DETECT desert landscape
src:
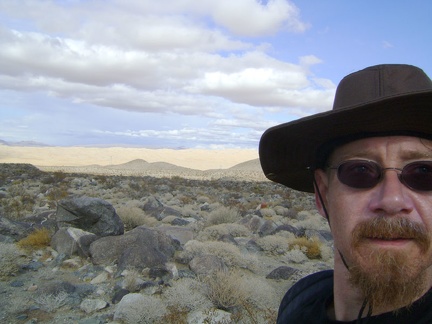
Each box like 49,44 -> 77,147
0,145 -> 333,323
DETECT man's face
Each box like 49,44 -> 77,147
314,136 -> 432,309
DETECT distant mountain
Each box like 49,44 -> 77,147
0,139 -> 51,147
229,158 -> 261,171
105,159 -> 194,171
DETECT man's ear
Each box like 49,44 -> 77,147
314,169 -> 329,218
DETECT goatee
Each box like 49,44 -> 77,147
349,217 -> 430,311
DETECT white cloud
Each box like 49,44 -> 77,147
209,0 -> 308,36
0,0 -> 334,148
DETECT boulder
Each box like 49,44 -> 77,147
142,196 -> 182,221
154,226 -> 194,245
51,227 -> 98,258
0,216 -> 32,241
79,298 -> 108,313
56,197 -> 124,236
89,226 -> 177,271
266,266 -> 298,280
272,224 -> 302,237
305,229 -> 333,242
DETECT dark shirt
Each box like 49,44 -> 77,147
277,270 -> 432,324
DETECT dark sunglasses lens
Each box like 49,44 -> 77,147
402,162 -> 432,191
337,160 -> 380,188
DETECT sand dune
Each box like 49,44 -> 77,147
0,145 -> 259,171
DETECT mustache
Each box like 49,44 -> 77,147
352,217 -> 430,252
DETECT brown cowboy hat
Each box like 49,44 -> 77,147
259,64 -> 432,193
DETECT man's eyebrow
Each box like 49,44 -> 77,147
400,150 -> 432,160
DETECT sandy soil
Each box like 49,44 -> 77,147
0,145 -> 259,170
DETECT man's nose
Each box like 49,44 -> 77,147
368,169 -> 414,215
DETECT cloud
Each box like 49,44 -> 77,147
0,0 -> 334,148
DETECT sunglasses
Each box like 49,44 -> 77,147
328,160 -> 432,191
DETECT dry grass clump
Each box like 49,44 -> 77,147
35,290 -> 68,313
285,248 -> 309,263
255,235 -> 290,255
201,270 -> 248,310
289,236 -> 322,259
183,240 -> 254,269
17,228 -> 51,251
163,278 -> 212,312
1,182 -> 36,219
122,268 -> 143,292
205,206 -> 241,226
295,211 -> 329,231
196,223 -> 250,241
0,242 -> 23,280
201,270 -> 279,323
116,205 -> 156,229
255,234 -> 323,259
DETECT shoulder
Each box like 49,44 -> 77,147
277,270 -> 334,324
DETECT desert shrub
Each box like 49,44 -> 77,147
196,223 -> 250,241
1,198 -> 24,219
201,270 -> 249,310
289,236 -> 322,259
163,278 -> 212,312
116,206 -> 155,229
17,228 -> 51,251
178,205 -> 199,218
205,206 -> 241,226
320,244 -> 334,263
285,248 -> 309,263
46,185 -> 69,206
295,211 -> 328,231
259,208 -> 277,218
255,235 -> 289,255
273,205 -> 289,216
122,268 -> 143,292
196,195 -> 211,204
183,240 -> 254,269
2,183 -> 36,219
160,306 -> 189,324
35,290 -> 68,312
0,243 -> 22,280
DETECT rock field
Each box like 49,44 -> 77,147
0,163 -> 333,323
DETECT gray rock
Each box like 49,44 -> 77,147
258,219 -> 277,236
272,224 -> 302,237
51,227 -> 98,258
113,293 -> 145,322
154,226 -> 194,245
0,216 -> 32,241
79,298 -> 108,313
56,197 -> 124,236
266,266 -> 298,280
171,218 -> 190,226
90,226 -> 177,271
112,289 -> 130,304
305,229 -> 333,242
142,196 -> 182,220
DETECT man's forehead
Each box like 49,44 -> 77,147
329,136 -> 432,161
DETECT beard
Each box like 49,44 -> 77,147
348,217 -> 431,312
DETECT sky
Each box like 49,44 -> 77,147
0,0 -> 431,149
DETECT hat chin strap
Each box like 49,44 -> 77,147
312,176 -> 372,323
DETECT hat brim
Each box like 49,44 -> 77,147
259,90 -> 432,193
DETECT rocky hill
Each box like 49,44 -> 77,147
0,163 -> 333,323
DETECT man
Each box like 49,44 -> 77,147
259,64 -> 432,323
